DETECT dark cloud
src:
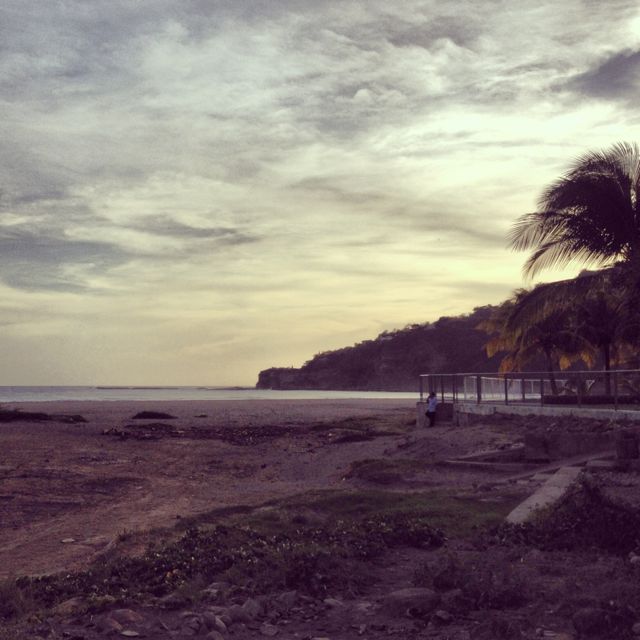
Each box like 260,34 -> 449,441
0,228 -> 130,292
131,217 -> 257,243
386,16 -> 481,50
0,217 -> 261,292
566,49 -> 640,101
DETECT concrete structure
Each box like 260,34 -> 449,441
506,466 -> 582,524
453,402 -> 640,424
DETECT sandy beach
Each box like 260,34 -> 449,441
5,399 -> 640,639
1,398 -> 425,578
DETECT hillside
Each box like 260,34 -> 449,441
256,306 -> 503,391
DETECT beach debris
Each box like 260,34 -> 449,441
326,430 -> 375,444
61,538 -> 76,544
102,423 -> 183,441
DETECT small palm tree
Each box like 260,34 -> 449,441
480,290 -> 589,395
510,142 -> 640,278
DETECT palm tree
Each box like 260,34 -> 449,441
510,142 -> 640,279
506,142 -> 640,380
480,290 -> 589,395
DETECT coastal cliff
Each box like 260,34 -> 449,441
256,306 -> 503,391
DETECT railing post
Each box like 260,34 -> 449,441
440,375 -> 445,403
504,375 -> 509,405
577,372 -> 582,407
614,371 -> 618,410
476,375 -> 482,404
540,377 -> 544,406
521,377 -> 525,402
419,376 -> 424,402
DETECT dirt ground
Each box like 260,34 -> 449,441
2,399 -> 639,640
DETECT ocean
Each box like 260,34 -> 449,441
0,386 -> 418,403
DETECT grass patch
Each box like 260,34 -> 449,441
346,458 -> 426,484
1,488 -> 518,623
259,489 -> 519,538
309,415 -> 410,437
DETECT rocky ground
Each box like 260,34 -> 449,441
1,400 -> 640,639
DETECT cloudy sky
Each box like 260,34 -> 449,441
1,0 -> 640,385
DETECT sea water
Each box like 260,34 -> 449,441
0,386 -> 417,403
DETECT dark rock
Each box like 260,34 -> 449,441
382,588 -> 440,617
276,590 -> 298,611
131,411 -> 177,420
96,616 -> 123,634
159,592 -> 190,609
108,609 -> 145,625
53,597 -> 85,616
260,622 -> 279,636
432,609 -> 453,625
203,612 -> 227,633
228,604 -> 253,623
242,597 -> 263,619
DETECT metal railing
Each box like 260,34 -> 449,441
419,369 -> 640,410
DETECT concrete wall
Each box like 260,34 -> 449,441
453,402 -> 640,424
416,401 -> 453,427
524,431 -> 615,461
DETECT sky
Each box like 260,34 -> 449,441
1,0 -> 640,385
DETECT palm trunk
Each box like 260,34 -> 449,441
603,343 -> 612,396
545,351 -> 559,396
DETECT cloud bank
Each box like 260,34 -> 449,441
1,0 -> 639,383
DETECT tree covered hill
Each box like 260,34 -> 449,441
256,306 -> 504,391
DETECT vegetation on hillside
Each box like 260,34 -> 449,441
257,306 -> 504,390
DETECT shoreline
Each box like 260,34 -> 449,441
0,389 -> 419,403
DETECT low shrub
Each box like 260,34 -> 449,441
17,512 -> 444,616
413,552 -> 530,610
494,477 -> 640,555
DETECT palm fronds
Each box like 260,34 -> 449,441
510,142 -> 640,277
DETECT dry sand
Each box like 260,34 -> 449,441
0,399 -> 420,578
0,398 -> 526,580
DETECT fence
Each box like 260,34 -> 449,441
419,369 -> 640,410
